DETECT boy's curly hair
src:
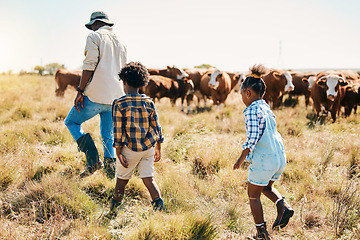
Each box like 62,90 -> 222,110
241,64 -> 267,97
118,61 -> 150,88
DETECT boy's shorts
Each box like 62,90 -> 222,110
116,146 -> 155,180
247,152 -> 286,186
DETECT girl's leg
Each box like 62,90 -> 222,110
113,178 -> 129,202
262,181 -> 294,229
262,180 -> 282,203
247,182 -> 265,224
142,177 -> 161,201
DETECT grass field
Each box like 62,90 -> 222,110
0,75 -> 360,239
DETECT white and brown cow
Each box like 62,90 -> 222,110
206,70 -> 232,106
262,70 -> 295,109
55,69 -> 82,97
227,72 -> 246,92
310,72 -> 348,122
289,72 -> 316,107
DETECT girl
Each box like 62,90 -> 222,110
233,65 -> 294,240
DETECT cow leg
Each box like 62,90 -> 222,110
273,98 -> 279,109
170,98 -> 176,108
180,97 -> 185,112
305,96 -> 310,108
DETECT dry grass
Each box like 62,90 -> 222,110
1,75 -> 360,239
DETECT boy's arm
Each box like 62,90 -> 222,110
116,146 -> 128,168
233,148 -> 250,170
154,142 -> 161,162
150,104 -> 164,143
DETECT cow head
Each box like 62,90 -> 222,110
316,74 -> 347,101
302,76 -> 316,89
208,70 -> 221,89
232,73 -> 246,92
184,78 -> 195,95
166,65 -> 189,80
273,71 -> 294,92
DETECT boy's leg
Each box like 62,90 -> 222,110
142,177 -> 164,211
105,178 -> 129,217
142,177 -> 161,201
113,178 -> 129,202
247,182 -> 265,224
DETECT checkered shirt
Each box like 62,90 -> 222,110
242,99 -> 275,152
112,94 -> 164,152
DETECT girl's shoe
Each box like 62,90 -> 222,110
247,222 -> 272,240
272,197 -> 294,229
151,197 -> 165,211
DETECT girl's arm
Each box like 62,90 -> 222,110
233,148 -> 250,170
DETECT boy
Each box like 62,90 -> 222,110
107,62 -> 164,216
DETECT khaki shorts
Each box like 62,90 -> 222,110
116,147 -> 155,180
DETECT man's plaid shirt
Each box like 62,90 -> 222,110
112,94 -> 164,152
242,99 -> 275,152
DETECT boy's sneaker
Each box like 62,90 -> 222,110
104,198 -> 121,218
151,197 -> 165,211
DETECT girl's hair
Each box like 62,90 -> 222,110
118,61 -> 150,88
241,64 -> 267,97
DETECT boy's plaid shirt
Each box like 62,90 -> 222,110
242,99 -> 275,152
112,94 -> 164,152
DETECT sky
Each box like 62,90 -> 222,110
1,0 -> 360,73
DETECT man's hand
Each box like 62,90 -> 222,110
154,142 -> 161,162
74,92 -> 84,112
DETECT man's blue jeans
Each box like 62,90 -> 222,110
65,96 -> 115,158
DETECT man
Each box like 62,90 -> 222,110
64,11 -> 127,179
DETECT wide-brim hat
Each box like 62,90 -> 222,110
85,11 -> 114,30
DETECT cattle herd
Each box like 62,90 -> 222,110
55,66 -> 360,123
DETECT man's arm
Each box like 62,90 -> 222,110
74,70 -> 94,112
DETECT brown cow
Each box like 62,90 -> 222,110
55,69 -> 82,97
310,72 -> 348,122
148,66 -> 189,80
262,69 -> 295,109
339,70 -> 360,81
340,82 -> 360,117
289,72 -> 316,107
142,75 -> 194,112
203,70 -> 232,106
183,68 -> 208,108
227,72 -> 246,92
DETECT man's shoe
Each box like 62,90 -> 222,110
80,160 -> 103,178
76,133 -> 102,178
